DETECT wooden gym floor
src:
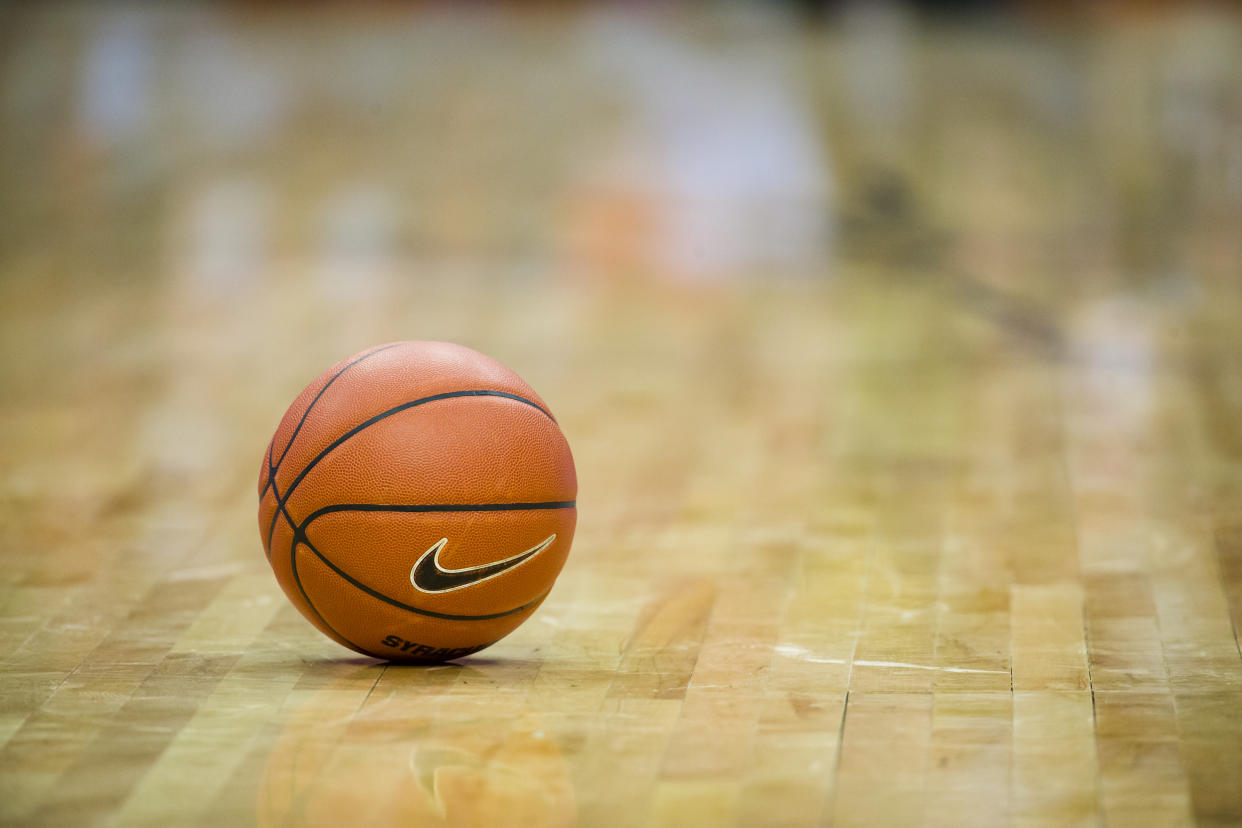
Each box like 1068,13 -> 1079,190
2,4 -> 1241,826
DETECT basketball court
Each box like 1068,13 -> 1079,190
2,3 -> 1241,825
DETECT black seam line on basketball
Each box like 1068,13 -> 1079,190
264,437 -> 275,499
297,500 -> 577,531
268,476 -> 306,565
261,343 -> 401,500
297,534 -> 550,621
289,536 -> 369,655
280,477 -> 366,652
275,343 -> 401,469
264,388 -> 554,551
260,438 -> 274,501
265,475 -> 288,552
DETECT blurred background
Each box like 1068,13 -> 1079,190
4,0 -> 1239,289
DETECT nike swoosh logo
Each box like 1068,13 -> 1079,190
410,534 -> 556,594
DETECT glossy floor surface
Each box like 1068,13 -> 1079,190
2,4 -> 1241,826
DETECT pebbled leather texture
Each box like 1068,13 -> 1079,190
258,341 -> 577,663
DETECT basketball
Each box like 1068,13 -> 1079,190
257,341 -> 577,663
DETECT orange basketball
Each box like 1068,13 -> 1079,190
258,342 -> 577,663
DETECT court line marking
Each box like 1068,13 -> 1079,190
773,645 -> 1009,675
